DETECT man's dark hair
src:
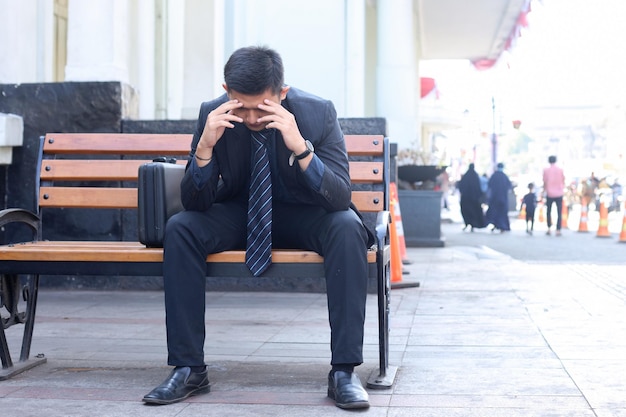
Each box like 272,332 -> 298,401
224,46 -> 284,96
548,155 -> 557,164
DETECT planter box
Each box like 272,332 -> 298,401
398,190 -> 444,247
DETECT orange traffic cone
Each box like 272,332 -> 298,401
561,203 -> 569,230
578,197 -> 589,233
389,199 -> 403,284
596,201 -> 611,238
390,182 -> 410,265
389,198 -> 420,289
618,203 -> 626,243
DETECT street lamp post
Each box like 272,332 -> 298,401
491,96 -> 497,172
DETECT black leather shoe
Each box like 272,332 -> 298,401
327,370 -> 370,409
143,366 -> 210,405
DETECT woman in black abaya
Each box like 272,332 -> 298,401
457,163 -> 486,231
485,162 -> 512,232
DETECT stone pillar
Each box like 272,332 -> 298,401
376,0 -> 419,149
0,1 -> 52,83
345,0 -> 366,116
135,0 -> 157,119
65,0 -> 130,82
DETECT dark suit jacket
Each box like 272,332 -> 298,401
180,87 -> 352,213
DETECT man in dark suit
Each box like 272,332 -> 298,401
142,46 -> 372,410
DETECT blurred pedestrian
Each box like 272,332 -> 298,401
479,173 -> 489,205
520,183 -> 537,235
485,162 -> 512,232
542,155 -> 565,236
588,172 -> 600,210
457,163 -> 486,232
436,169 -> 450,211
610,178 -> 622,212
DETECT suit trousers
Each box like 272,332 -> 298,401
162,199 -> 370,367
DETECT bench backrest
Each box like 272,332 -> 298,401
37,133 -> 389,237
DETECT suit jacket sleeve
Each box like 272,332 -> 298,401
179,98 -> 225,211
285,92 -> 352,212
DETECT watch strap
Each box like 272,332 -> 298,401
288,140 -> 314,166
294,149 -> 311,160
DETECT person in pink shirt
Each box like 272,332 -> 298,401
542,155 -> 565,236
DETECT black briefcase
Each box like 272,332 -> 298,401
138,160 -> 185,247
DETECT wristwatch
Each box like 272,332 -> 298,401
289,140 -> 314,166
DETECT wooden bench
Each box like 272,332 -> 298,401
0,132 -> 396,388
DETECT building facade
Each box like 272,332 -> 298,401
1,0 -> 529,150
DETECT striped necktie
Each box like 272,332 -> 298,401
245,129 -> 273,276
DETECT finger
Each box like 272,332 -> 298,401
257,98 -> 283,113
210,120 -> 235,129
221,113 -> 244,124
209,109 -> 243,125
221,99 -> 243,112
208,119 -> 240,133
211,100 -> 243,119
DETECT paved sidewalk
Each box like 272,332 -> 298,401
1,218 -> 626,416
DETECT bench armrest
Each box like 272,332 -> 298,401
374,210 -> 391,249
0,208 -> 41,241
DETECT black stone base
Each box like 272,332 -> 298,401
0,81 -> 138,244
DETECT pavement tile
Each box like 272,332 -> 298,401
387,408 -> 597,417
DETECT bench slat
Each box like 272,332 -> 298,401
43,133 -> 192,155
351,191 -> 385,212
42,133 -> 383,156
40,159 -> 186,181
39,159 -> 382,183
349,161 -> 384,183
343,135 -> 384,156
39,187 -> 138,208
0,241 -> 377,263
39,187 -> 383,212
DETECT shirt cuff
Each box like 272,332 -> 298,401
190,156 -> 214,189
301,154 -> 324,191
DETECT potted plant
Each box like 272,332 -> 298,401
397,146 -> 447,190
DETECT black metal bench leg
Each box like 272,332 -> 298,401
0,274 -> 46,380
0,313 -> 12,370
367,251 -> 397,389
